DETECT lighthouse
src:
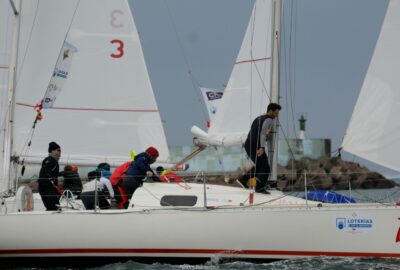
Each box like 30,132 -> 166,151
299,114 -> 306,140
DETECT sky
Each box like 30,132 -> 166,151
128,0 -> 396,177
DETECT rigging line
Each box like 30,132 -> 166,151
0,1 -> 23,173
276,117 -> 298,167
41,0 -> 81,93
289,0 -> 297,137
247,4 -> 272,101
281,0 -> 290,136
0,4 -> 11,131
278,2 -> 298,190
15,0 -> 39,85
282,0 -> 297,139
249,1 -> 256,175
18,0 -> 81,160
248,0 -> 270,175
1,2 -> 11,69
248,0 -> 277,176
351,189 -> 393,206
163,0 -> 208,120
16,102 -> 159,112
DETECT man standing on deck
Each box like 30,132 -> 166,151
38,141 -> 62,210
237,103 -> 281,192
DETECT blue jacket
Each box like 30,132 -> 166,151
125,152 -> 154,181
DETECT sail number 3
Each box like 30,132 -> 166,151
110,10 -> 124,58
111,39 -> 124,58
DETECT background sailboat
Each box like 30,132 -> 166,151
341,0 -> 400,172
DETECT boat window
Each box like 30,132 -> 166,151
160,195 -> 197,206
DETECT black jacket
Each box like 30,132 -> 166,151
59,170 -> 82,192
38,155 -> 59,188
245,114 -> 271,151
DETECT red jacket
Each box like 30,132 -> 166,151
110,161 -> 132,186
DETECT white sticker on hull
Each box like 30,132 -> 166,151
335,213 -> 374,234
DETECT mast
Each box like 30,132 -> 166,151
270,0 -> 282,182
2,0 -> 21,194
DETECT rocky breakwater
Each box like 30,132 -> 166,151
277,156 -> 396,191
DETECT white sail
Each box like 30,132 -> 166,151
191,0 -> 273,146
342,0 -> 400,172
12,0 -> 170,166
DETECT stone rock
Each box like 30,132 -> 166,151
275,156 -> 396,191
330,166 -> 342,181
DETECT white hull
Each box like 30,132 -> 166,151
1,183 -> 399,260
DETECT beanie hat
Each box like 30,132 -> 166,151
64,165 -> 73,171
48,141 -> 60,153
146,146 -> 159,158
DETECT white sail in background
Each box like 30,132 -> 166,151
342,0 -> 400,172
191,0 -> 273,146
200,87 -> 223,123
12,0 -> 170,166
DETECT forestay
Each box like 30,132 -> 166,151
342,1 -> 400,172
12,0 -> 170,166
191,0 -> 273,146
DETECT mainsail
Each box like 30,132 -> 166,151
341,0 -> 400,172
10,0 -> 170,167
191,0 -> 273,146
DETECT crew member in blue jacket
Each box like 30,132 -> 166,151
121,147 -> 160,207
95,162 -> 112,179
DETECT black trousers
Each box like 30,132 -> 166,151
242,143 -> 271,192
122,177 -> 142,196
80,191 -> 110,210
38,186 -> 60,211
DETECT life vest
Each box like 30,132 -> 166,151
160,170 -> 183,183
110,161 -> 132,186
245,114 -> 271,150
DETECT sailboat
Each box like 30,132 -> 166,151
0,0 -> 400,263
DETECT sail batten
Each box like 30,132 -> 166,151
342,0 -> 400,172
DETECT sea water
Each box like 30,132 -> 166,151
4,257 -> 400,270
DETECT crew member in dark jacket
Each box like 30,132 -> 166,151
122,146 -> 160,208
38,141 -> 62,210
59,165 -> 82,198
237,103 -> 281,192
